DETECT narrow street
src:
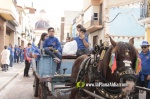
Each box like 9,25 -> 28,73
0,68 -> 37,99
0,64 -> 67,99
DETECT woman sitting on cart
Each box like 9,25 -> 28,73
38,33 -> 48,48
43,27 -> 62,74
31,33 -> 49,67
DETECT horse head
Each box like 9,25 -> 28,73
98,36 -> 139,98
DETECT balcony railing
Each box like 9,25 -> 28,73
140,1 -> 150,19
83,15 -> 103,33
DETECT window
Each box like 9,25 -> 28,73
6,32 -> 10,36
93,13 -> 98,20
94,13 -> 98,17
94,17 -> 98,20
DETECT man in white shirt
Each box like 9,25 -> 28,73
1,46 -> 10,71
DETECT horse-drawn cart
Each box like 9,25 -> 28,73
32,51 -> 76,99
31,40 -> 150,99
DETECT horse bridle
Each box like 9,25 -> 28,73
112,51 -> 136,80
96,49 -> 137,99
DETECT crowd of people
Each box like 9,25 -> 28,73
23,24 -> 91,75
1,44 -> 24,71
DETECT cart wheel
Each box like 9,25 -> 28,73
33,77 -> 39,97
38,83 -> 47,99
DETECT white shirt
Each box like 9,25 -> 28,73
1,49 -> 10,65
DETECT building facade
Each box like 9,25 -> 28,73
34,10 -> 50,45
0,0 -> 19,54
0,0 -> 36,63
107,0 -> 145,50
64,11 -> 80,41
72,11 -> 84,37
139,0 -> 150,44
16,5 -> 36,47
60,17 -> 65,42
72,17 -> 77,37
83,0 -> 104,47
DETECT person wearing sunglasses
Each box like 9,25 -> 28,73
138,41 -> 150,99
43,27 -> 62,74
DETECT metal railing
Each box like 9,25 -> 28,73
140,0 -> 150,19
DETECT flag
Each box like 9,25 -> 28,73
109,53 -> 117,73
135,57 -> 141,74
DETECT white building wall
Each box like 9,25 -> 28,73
89,30 -> 105,48
64,11 -> 80,41
34,30 -> 47,45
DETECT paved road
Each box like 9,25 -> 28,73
0,68 -> 69,99
0,68 -> 37,99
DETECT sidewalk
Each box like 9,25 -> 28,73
0,62 -> 25,91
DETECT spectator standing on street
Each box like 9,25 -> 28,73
16,46 -> 20,63
24,43 -> 32,77
74,27 -> 90,57
14,45 -> 17,63
8,44 -> 14,67
1,46 -> 10,71
18,46 -> 22,62
138,41 -> 150,99
20,46 -> 24,63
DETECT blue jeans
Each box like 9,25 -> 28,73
20,54 -> 24,62
45,48 -> 62,71
9,55 -> 14,67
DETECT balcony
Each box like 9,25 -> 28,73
83,16 -> 103,33
10,7 -> 19,26
107,0 -> 143,8
0,0 -> 18,20
83,0 -> 101,11
139,1 -> 150,24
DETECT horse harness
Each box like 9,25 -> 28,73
76,44 -> 136,99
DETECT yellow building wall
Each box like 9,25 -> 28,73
146,28 -> 150,44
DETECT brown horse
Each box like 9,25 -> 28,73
70,36 -> 139,99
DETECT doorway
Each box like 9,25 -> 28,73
93,35 -> 98,47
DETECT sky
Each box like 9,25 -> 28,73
17,0 -> 83,26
